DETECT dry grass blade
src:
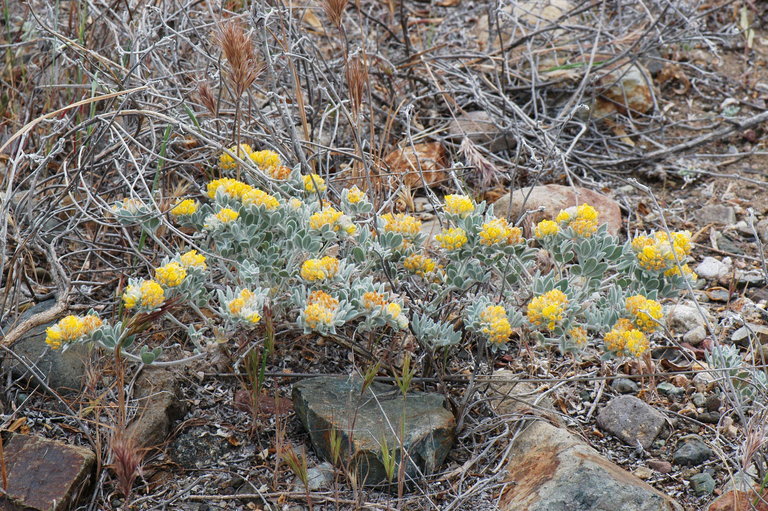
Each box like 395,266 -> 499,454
198,81 -> 217,116
345,55 -> 367,116
215,21 -> 264,97
110,431 -> 144,501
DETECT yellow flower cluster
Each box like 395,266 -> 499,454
436,227 -> 468,251
625,295 -> 663,333
155,262 -> 187,288
527,289 -> 568,331
45,314 -> 103,350
568,326 -> 588,346
479,305 -> 512,344
227,289 -> 261,324
444,195 -> 474,218
403,253 -> 437,276
203,208 -> 239,230
555,204 -> 599,237
300,256 -> 340,281
603,318 -> 649,356
631,230 -> 693,273
303,174 -> 327,193
250,150 -> 281,172
180,250 -> 207,270
123,280 -> 165,310
534,220 -> 559,238
346,186 -> 366,204
309,207 -> 343,230
362,292 -> 407,328
381,213 -> 421,237
170,199 -> 199,216
303,290 -> 339,329
219,144 -> 254,170
242,188 -> 280,210
479,218 -> 523,246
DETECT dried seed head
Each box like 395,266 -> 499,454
110,432 -> 144,499
322,0 -> 349,28
198,81 -> 217,115
215,20 -> 264,97
345,55 -> 367,116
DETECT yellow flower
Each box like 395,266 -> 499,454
227,289 -> 261,324
436,227 -> 468,251
156,262 -> 187,287
386,302 -> 402,319
636,244 -> 668,272
44,315 -> 85,349
219,144 -> 254,170
180,250 -> 207,270
82,314 -> 103,334
308,290 -> 339,309
303,303 -> 335,329
303,174 -> 327,193
534,220 -> 559,238
309,207 -> 343,230
632,230 -> 694,273
216,208 -> 239,223
625,295 -> 663,333
557,204 -> 599,237
288,198 -> 304,210
170,199 -> 198,216
381,213 -> 421,237
403,253 -> 436,276
569,326 -> 588,346
480,305 -> 512,344
363,291 -> 388,309
479,218 -> 523,246
206,178 -> 253,200
527,289 -> 568,331
270,165 -> 292,180
603,318 -> 648,356
444,194 -> 474,217
346,186 -> 366,204
250,149 -> 281,171
665,263 -> 697,280
242,188 -> 280,210
123,280 -> 165,309
300,256 -> 340,281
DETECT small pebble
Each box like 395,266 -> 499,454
689,472 -> 716,496
674,438 -> 714,466
648,459 -> 673,474
611,378 -> 639,394
691,392 -> 706,408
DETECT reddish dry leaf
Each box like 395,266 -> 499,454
381,142 -> 448,189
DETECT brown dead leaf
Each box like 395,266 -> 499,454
381,142 -> 448,189
656,63 -> 691,95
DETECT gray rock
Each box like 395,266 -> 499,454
736,269 -> 766,286
0,434 -> 95,511
488,369 -> 557,419
0,300 -> 89,393
301,462 -> 335,492
648,459 -> 673,474
492,184 -> 623,236
673,437 -> 714,466
690,472 -> 716,496
597,395 -> 666,449
125,367 -> 187,449
692,392 -> 706,408
292,376 -> 455,486
695,257 -> 732,283
446,111 -> 516,152
697,411 -> 721,424
698,205 -> 736,225
683,326 -> 707,345
499,421 -> 682,511
611,377 -> 639,394
757,218 -> 768,243
657,382 -> 685,400
665,301 -> 711,335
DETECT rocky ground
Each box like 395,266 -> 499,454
2,0 -> 768,510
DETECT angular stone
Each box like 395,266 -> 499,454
708,489 -> 768,511
648,459 -> 673,474
665,301 -> 711,335
696,257 -> 732,283
683,326 -> 708,345
499,421 -> 682,511
673,437 -> 714,466
597,395 -> 666,449
492,184 -> 623,236
698,205 -> 737,225
0,300 -> 89,393
611,377 -> 639,394
446,111 -> 516,152
292,376 -> 455,486
487,369 -> 557,419
0,434 -> 95,511
125,367 -> 187,449
690,472 -> 716,496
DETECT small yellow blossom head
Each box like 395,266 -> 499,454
480,305 -> 512,344
363,291 -> 388,309
303,174 -> 327,194
249,149 -> 281,171
82,314 -> 103,335
436,227 -> 468,251
309,207 -> 343,230
156,262 -> 187,288
204,208 -> 240,229
300,256 -> 340,281
479,217 -> 523,246
45,315 -> 87,349
534,220 -> 559,238
557,203 -> 599,237
180,250 -> 207,270
568,326 -> 588,346
403,253 -> 437,276
302,291 -> 339,330
625,295 -> 663,333
206,178 -> 253,200
170,199 -> 199,216
227,289 -> 261,324
603,318 -> 649,356
345,186 -> 367,204
527,289 -> 568,331
242,188 -> 280,210
444,194 -> 475,218
123,280 -> 165,310
288,198 -> 304,210
381,213 -> 421,237
219,144 -> 254,170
